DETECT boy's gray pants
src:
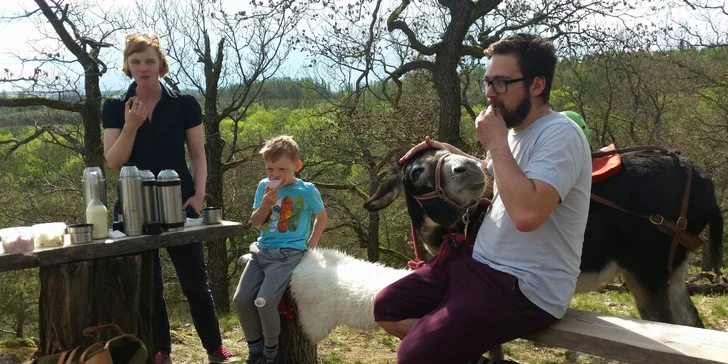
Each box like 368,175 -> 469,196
233,242 -> 305,346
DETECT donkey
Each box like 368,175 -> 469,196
364,148 -> 723,329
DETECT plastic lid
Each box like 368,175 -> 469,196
157,169 -> 180,182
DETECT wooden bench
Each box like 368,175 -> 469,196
524,309 -> 728,363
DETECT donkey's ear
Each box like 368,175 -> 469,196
363,177 -> 403,212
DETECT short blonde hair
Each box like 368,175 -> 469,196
259,135 -> 300,162
122,33 -> 170,78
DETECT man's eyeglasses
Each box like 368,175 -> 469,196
478,77 -> 530,94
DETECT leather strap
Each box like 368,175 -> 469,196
79,342 -> 111,364
82,325 -> 124,337
591,164 -> 702,273
62,346 -> 83,364
57,350 -> 71,364
667,165 -> 694,272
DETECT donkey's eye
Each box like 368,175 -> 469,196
411,169 -> 422,181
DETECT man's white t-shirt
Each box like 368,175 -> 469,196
473,112 -> 592,318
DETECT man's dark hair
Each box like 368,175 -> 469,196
485,33 -> 557,104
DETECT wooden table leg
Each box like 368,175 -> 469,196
38,252 -> 155,363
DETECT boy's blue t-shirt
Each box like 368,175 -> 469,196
253,178 -> 325,250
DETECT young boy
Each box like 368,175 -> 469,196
233,135 -> 328,364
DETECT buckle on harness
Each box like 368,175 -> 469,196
649,214 -> 664,225
676,217 -> 688,230
436,188 -> 446,199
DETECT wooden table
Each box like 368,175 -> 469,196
0,221 -> 245,362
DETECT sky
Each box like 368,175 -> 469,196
0,0 -> 721,94
0,0 -> 310,93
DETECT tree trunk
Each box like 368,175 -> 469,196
83,74 -> 105,169
367,212 -> 381,263
701,245 -> 712,272
204,112 -> 230,314
15,314 -> 24,338
278,291 -> 317,364
367,166 -> 380,262
38,253 -> 155,363
431,7 -> 471,150
433,59 -> 465,149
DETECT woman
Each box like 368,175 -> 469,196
102,33 -> 236,364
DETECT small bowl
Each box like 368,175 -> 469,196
201,207 -> 223,225
33,222 -> 67,248
0,227 -> 35,254
67,223 -> 94,244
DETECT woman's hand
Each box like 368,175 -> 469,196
124,96 -> 147,131
182,194 -> 204,212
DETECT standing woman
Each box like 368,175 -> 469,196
102,33 -> 237,364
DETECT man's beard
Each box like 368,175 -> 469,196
499,94 -> 531,128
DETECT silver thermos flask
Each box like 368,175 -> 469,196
119,163 -> 144,236
82,167 -> 106,219
156,169 -> 185,232
140,170 -> 162,235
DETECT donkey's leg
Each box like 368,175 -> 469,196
668,259 -> 705,328
622,269 -> 674,323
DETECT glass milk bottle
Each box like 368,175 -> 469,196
86,197 -> 109,239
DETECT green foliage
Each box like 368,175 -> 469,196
0,337 -> 37,362
0,269 -> 39,340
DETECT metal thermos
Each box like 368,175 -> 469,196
119,163 -> 144,236
156,169 -> 185,232
82,167 -> 106,219
140,170 -> 162,235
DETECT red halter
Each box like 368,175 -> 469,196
407,152 -> 489,269
412,153 -> 478,211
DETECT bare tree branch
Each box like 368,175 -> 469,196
0,98 -> 83,113
387,0 -> 436,55
312,182 -> 369,201
0,126 -> 49,154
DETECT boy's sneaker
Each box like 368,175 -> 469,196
208,345 -> 238,363
244,352 -> 266,364
154,352 -> 172,364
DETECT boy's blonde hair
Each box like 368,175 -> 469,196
259,135 -> 300,162
122,33 -> 170,78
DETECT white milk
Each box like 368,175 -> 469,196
86,199 -> 109,239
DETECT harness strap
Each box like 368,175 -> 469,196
590,164 -> 702,273
667,165 -> 694,272
408,222 -> 425,269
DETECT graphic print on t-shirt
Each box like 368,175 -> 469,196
264,196 -> 304,233
288,196 -> 305,232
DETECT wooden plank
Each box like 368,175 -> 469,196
0,221 -> 245,272
525,309 -> 728,364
